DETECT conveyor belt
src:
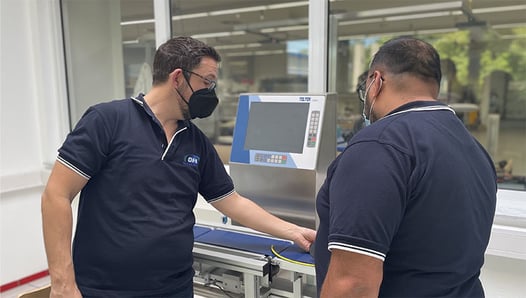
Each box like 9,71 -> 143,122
193,225 -> 212,238
193,225 -> 314,265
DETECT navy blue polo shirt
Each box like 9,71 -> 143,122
315,101 -> 497,297
57,94 -> 234,297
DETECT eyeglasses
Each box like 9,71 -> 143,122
182,69 -> 217,91
357,73 -> 384,102
357,74 -> 373,102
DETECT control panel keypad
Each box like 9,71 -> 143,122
307,111 -> 320,147
254,153 -> 287,164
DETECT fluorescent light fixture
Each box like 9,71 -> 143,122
267,1 -> 308,9
492,23 -> 526,29
254,50 -> 285,55
261,25 -> 308,33
339,18 -> 384,26
338,28 -> 458,40
356,1 -> 462,18
226,50 -> 285,57
215,43 -> 263,50
277,25 -> 308,32
226,51 -> 254,57
172,12 -> 208,21
122,40 -> 139,45
121,19 -> 154,26
500,34 -> 526,39
192,31 -> 246,39
384,11 -> 458,22
124,2 -> 309,26
473,5 -> 526,14
215,44 -> 247,50
209,2 -> 307,15
209,6 -> 266,16
416,28 -> 458,35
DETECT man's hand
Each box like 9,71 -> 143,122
291,226 -> 317,251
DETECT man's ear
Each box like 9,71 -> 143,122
169,68 -> 184,88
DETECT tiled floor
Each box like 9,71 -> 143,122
0,275 -> 50,298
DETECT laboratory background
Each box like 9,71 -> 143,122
1,0 -> 525,297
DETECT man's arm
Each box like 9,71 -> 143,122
41,161 -> 88,298
211,192 -> 316,251
321,249 -> 383,298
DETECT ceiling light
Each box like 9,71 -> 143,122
122,40 -> 139,45
356,1 -> 462,18
500,34 -> 526,39
192,31 -> 246,39
338,28 -> 458,40
172,12 -> 208,21
473,5 -> 526,14
209,6 -> 266,16
492,23 -> 526,29
226,51 -> 254,57
261,25 -> 308,33
226,50 -> 285,57
339,18 -> 384,26
121,19 -> 154,26
267,2 -> 308,9
215,43 -> 263,50
384,11 -> 456,22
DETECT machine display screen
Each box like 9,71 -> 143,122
230,93 -> 330,169
244,102 -> 310,154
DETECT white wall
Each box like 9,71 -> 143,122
1,0 -> 68,285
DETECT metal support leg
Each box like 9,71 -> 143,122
293,272 -> 303,298
244,272 -> 260,298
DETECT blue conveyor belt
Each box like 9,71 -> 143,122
193,225 -> 212,238
193,225 -> 314,265
278,245 -> 314,264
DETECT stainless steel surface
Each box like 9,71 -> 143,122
193,242 -> 270,277
230,93 -> 336,229
231,165 -> 318,229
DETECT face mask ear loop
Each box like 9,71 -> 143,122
175,88 -> 190,106
368,76 -> 383,122
175,69 -> 193,106
181,70 -> 195,93
362,77 -> 376,121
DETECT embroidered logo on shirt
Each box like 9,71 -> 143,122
183,154 -> 200,167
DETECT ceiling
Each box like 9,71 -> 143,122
120,0 -> 526,52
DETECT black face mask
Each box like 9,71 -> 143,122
177,87 -> 219,120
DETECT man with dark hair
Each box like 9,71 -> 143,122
314,37 -> 497,297
42,36 -> 315,298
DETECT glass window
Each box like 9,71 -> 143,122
331,1 -> 526,191
120,1 -> 156,99
170,0 -> 309,144
61,0 -> 155,126
61,0 -> 524,189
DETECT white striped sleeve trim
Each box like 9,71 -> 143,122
328,241 -> 386,261
57,156 -> 91,180
206,189 -> 235,203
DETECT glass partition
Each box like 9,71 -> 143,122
170,0 -> 309,144
61,0 -> 155,125
330,1 -> 526,191
60,0 -> 525,192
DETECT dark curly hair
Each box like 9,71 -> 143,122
152,36 -> 221,85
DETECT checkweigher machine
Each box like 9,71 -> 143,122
192,93 -> 337,297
